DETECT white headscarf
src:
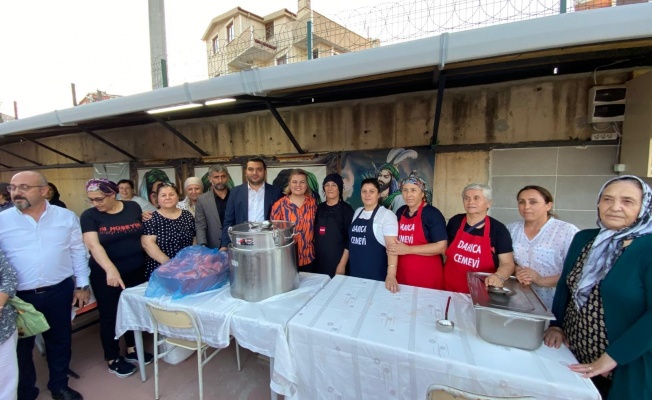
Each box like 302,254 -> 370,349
573,175 -> 652,308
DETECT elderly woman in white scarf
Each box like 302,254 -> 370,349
177,177 -> 203,217
543,175 -> 652,400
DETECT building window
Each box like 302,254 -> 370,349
276,55 -> 287,65
212,36 -> 219,53
312,49 -> 319,59
226,22 -> 234,43
265,22 -> 274,41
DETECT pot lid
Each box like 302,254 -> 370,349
230,220 -> 295,234
467,272 -> 555,320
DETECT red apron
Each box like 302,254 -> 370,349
396,202 -> 444,289
444,216 -> 496,294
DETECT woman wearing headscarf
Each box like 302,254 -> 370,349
543,175 -> 652,399
312,174 -> 354,277
177,177 -> 203,217
386,172 -> 447,289
271,169 -> 318,270
80,179 -> 151,378
0,249 -> 18,400
444,183 -> 515,293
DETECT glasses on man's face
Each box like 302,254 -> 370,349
86,195 -> 108,204
8,184 -> 46,192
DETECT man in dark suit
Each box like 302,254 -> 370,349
195,165 -> 231,249
220,158 -> 283,250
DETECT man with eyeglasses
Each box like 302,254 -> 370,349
0,171 -> 89,400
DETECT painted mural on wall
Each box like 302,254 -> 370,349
137,167 -> 175,207
341,147 -> 434,211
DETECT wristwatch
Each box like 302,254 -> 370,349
76,285 -> 90,291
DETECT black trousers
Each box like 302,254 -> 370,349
90,267 -> 144,361
17,277 -> 74,399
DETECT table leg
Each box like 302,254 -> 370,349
270,357 -> 278,400
134,330 -> 146,382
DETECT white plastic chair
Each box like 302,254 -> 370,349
427,384 -> 537,400
146,303 -> 240,400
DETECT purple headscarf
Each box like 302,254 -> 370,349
86,178 -> 119,195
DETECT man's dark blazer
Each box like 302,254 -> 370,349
220,182 -> 283,247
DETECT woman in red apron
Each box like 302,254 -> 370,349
443,183 -> 515,294
387,173 -> 448,289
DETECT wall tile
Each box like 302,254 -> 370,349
492,148 -> 558,176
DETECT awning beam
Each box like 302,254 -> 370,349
0,147 -> 42,166
264,99 -> 305,154
150,116 -> 210,157
80,128 -> 139,161
21,136 -> 85,164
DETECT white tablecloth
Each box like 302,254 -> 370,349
287,275 -> 601,400
116,272 -> 330,396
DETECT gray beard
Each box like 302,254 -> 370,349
214,183 -> 227,191
14,200 -> 31,210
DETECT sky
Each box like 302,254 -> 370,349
0,0 -> 381,118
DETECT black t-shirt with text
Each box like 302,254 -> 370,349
80,200 -> 145,274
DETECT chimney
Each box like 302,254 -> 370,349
298,0 -> 311,11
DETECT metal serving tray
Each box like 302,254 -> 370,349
467,272 -> 555,350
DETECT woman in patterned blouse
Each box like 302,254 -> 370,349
142,183 -> 196,280
270,169 -> 317,271
543,175 -> 652,399
0,249 -> 18,400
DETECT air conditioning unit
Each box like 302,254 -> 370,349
588,85 -> 626,124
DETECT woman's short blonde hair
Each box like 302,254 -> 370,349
283,169 -> 312,196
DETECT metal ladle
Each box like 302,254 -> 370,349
436,296 -> 455,333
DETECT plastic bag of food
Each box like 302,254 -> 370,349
145,245 -> 229,299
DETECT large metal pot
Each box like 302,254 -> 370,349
467,272 -> 555,350
228,220 -> 296,250
228,241 -> 299,302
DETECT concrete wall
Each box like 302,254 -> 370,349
0,71 -> 631,217
0,167 -> 93,216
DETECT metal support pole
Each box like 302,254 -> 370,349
431,71 -> 447,148
161,59 -> 168,88
560,0 -> 567,13
307,21 -> 313,60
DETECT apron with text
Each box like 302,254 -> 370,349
444,216 -> 495,293
348,206 -> 387,282
396,202 -> 444,289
